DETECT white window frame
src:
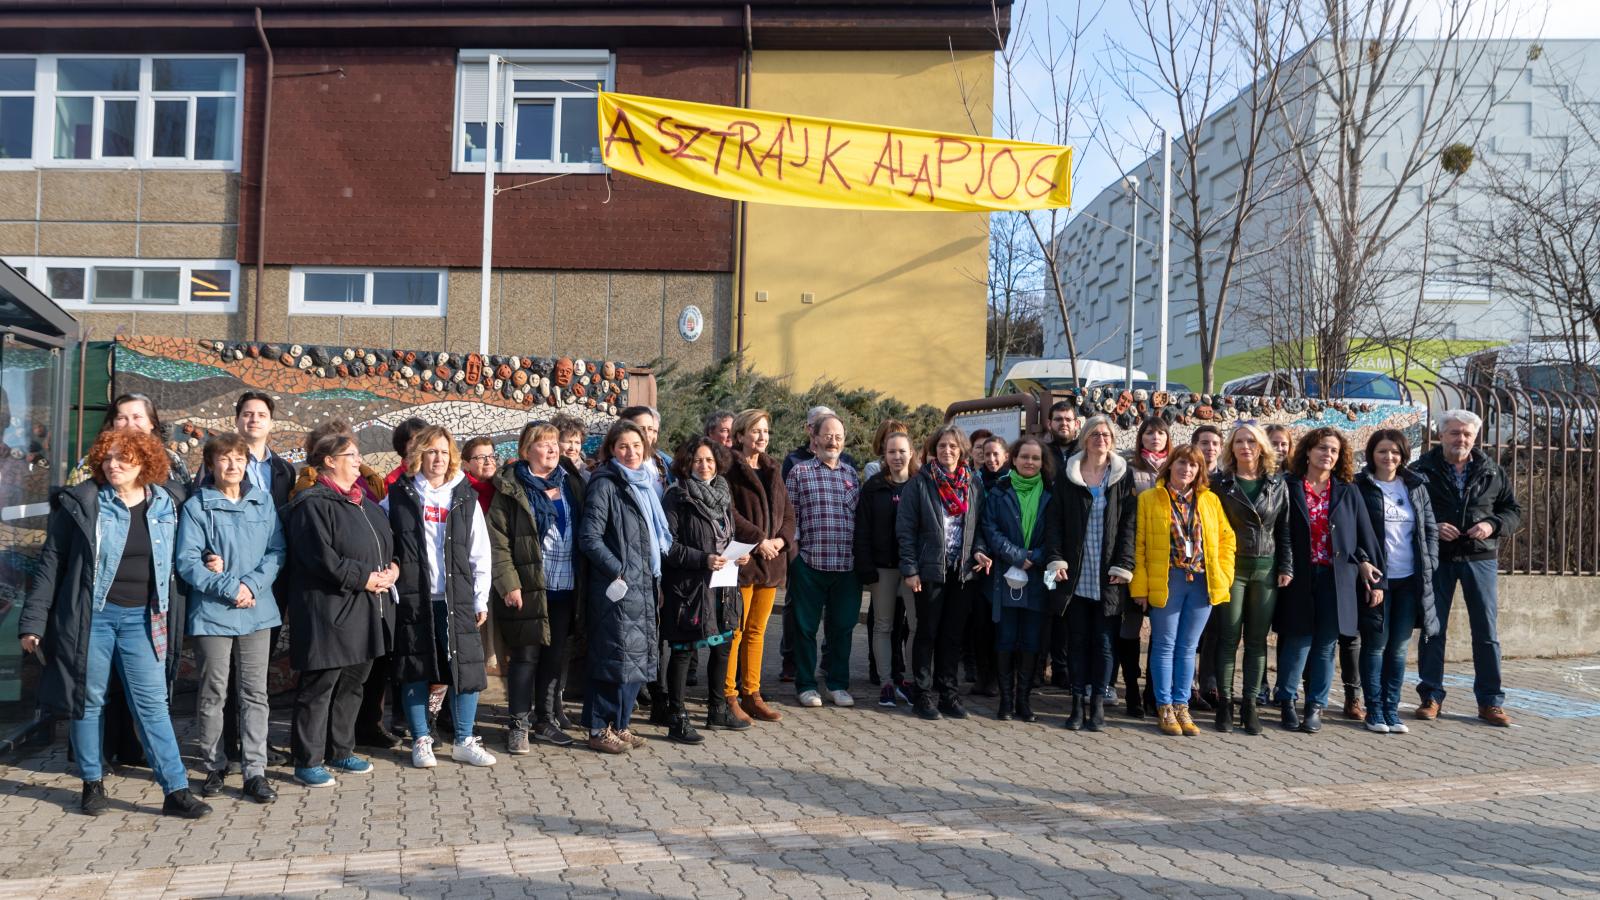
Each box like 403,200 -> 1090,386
1185,311 -> 1200,335
0,55 -> 36,168
0,54 -> 243,171
290,267 -> 448,318
453,49 -> 613,175
3,255 -> 241,312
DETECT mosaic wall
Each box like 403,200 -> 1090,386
115,337 -> 636,475
1073,385 -> 1429,455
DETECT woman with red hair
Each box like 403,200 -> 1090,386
19,428 -> 211,818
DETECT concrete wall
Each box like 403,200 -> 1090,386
743,50 -> 992,409
1451,575 -> 1600,663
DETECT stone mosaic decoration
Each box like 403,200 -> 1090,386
114,337 -> 633,474
1070,385 -> 1428,455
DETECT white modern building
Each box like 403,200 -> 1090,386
1045,39 -> 1600,387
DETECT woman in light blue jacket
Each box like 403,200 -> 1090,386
177,434 -> 285,803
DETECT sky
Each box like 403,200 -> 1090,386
996,0 -> 1600,211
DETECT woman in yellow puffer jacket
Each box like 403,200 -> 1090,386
1129,444 -> 1236,737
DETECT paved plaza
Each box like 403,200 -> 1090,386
1,624 -> 1599,899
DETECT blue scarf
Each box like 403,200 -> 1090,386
514,460 -> 567,537
614,458 -> 673,577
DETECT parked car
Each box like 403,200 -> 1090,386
999,359 -> 1145,396
1085,379 -> 1193,395
1220,369 -> 1411,404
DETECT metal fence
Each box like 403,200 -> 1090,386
1421,380 -> 1600,576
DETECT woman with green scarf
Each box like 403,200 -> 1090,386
977,435 -> 1055,722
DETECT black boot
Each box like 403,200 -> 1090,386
1064,693 -> 1084,731
1014,653 -> 1039,722
1300,702 -> 1323,734
1215,697 -> 1233,733
668,710 -> 705,745
1279,698 -> 1301,731
995,654 -> 1015,721
1141,683 -> 1156,717
1242,699 -> 1262,735
1125,679 -> 1146,719
706,696 -> 752,731
1086,693 -> 1105,732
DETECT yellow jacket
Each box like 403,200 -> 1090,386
1129,481 -> 1236,608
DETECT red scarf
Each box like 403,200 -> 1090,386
928,461 -> 971,518
1140,449 -> 1168,471
319,474 -> 364,505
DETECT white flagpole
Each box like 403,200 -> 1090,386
1158,128 -> 1172,392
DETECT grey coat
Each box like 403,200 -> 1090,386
577,464 -> 661,685
896,466 -> 984,585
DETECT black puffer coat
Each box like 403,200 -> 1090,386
387,475 -> 488,693
282,482 -> 393,671
577,463 -> 661,684
1412,446 -> 1523,562
660,481 -> 742,645
896,465 -> 984,585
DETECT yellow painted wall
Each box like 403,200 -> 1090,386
743,50 -> 992,410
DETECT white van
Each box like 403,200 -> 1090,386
999,359 -> 1145,395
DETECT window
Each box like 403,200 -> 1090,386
454,50 -> 611,173
1131,328 -> 1145,353
0,55 -> 241,169
1185,311 -> 1200,335
2,256 -> 238,311
290,268 -> 446,317
0,58 -> 33,162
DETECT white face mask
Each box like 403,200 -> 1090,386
1003,565 -> 1029,591
605,578 -> 628,602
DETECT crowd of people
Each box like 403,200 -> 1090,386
18,391 -> 1522,818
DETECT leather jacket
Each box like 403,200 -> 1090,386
1211,471 -> 1292,577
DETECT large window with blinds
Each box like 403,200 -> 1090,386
452,50 -> 611,174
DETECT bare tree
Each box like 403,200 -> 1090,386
1448,89 -> 1600,369
1274,0 -> 1519,390
984,211 -> 1046,394
1100,0 -> 1300,393
955,0 -> 1110,387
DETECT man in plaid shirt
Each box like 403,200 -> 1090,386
784,414 -> 861,709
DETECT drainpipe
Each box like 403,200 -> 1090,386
252,7 -> 274,343
733,3 -> 752,379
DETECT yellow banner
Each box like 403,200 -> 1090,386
597,91 -> 1071,212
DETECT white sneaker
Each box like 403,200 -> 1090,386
797,690 -> 823,708
1388,720 -> 1409,734
451,736 -> 497,767
411,735 -> 437,768
828,689 -> 855,708
1364,718 -> 1390,734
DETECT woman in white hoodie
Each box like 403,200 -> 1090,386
385,424 -> 496,768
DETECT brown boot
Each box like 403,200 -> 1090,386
1416,697 -> 1441,720
724,693 -> 753,726
1156,704 -> 1183,736
1173,703 -> 1200,736
1342,686 -> 1364,720
1478,705 -> 1512,727
740,692 -> 783,722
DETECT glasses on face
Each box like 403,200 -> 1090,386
467,455 -> 496,463
333,451 -> 361,461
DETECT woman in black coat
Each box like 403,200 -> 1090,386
1354,428 -> 1439,734
386,425 -> 495,769
284,431 -> 396,787
577,421 -> 673,755
1043,418 -> 1138,731
1274,426 -> 1386,735
660,436 -> 752,744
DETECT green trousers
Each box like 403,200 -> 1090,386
1213,556 -> 1278,700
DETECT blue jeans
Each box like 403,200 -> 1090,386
398,599 -> 481,743
584,679 -> 644,735
1275,566 -> 1339,707
1148,571 -> 1213,706
1063,595 -> 1115,697
1417,557 -> 1503,707
1359,573 -> 1420,718
73,602 -> 188,793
